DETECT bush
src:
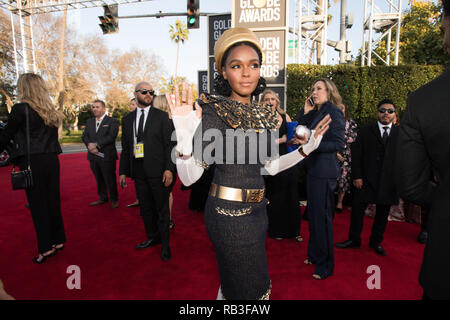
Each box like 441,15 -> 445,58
77,105 -> 94,127
111,106 -> 129,124
286,64 -> 444,126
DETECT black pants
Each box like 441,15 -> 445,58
23,153 -> 66,254
421,206 -> 429,232
133,159 -> 170,249
306,175 -> 336,278
89,158 -> 118,202
349,194 -> 391,245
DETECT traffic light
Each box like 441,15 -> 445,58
99,5 -> 119,34
187,0 -> 199,29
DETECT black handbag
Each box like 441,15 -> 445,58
11,105 -> 33,190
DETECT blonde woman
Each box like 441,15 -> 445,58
153,95 -> 176,229
295,78 -> 346,280
0,73 -> 66,264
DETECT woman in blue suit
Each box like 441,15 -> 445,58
296,79 -> 345,279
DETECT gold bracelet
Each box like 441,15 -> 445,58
298,146 -> 307,157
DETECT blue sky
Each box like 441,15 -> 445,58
63,0 -> 435,87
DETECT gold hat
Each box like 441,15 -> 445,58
214,27 -> 264,75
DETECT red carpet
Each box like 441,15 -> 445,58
0,153 -> 424,300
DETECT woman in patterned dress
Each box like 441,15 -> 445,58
167,28 -> 331,300
336,104 -> 358,212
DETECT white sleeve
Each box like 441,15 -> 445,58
176,156 -> 205,186
172,111 -> 201,156
264,130 -> 323,176
172,111 -> 205,186
264,149 -> 305,176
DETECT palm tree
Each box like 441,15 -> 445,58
169,19 -> 189,79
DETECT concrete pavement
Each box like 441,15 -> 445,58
61,142 -> 122,154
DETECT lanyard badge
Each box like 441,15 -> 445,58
134,143 -> 144,158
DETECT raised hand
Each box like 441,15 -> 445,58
166,82 -> 202,119
168,82 -> 203,157
304,95 -> 315,115
302,114 -> 332,155
312,114 -> 331,138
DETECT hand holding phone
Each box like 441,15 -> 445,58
304,96 -> 315,114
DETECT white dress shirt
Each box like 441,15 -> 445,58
95,114 -> 106,132
134,106 -> 151,146
377,121 -> 393,137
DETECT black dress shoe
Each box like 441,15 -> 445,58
90,199 -> 107,206
136,238 -> 161,249
370,243 -> 387,256
417,231 -> 428,244
161,247 -> 171,261
335,239 -> 361,249
127,201 -> 140,208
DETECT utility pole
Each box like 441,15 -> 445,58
339,0 -> 347,64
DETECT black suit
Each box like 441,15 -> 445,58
297,102 -> 346,278
119,107 -> 175,249
0,103 -> 65,254
82,115 -> 119,202
349,122 -> 399,246
395,70 -> 450,300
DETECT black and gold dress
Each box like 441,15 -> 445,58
194,94 -> 278,300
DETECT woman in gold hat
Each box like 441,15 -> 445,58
167,28 -> 331,299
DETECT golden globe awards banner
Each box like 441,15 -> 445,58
256,30 -> 286,85
198,70 -> 208,95
232,0 -> 288,109
208,14 -> 232,94
233,0 -> 287,28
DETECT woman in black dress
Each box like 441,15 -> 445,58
260,90 -> 302,242
168,28 -> 331,299
0,73 -> 66,264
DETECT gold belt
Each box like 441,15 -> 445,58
209,183 -> 265,203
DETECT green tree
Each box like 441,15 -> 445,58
0,11 -> 17,119
355,0 -> 450,67
169,19 -> 189,79
400,0 -> 449,66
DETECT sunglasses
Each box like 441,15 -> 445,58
136,89 -> 155,96
378,108 -> 395,114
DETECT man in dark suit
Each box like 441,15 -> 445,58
119,82 -> 175,261
395,0 -> 450,300
336,99 -> 399,256
82,99 -> 119,209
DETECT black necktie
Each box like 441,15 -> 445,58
137,109 -> 144,143
382,126 -> 389,145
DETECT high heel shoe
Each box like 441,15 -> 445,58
169,220 -> 175,230
33,249 -> 57,264
53,244 -> 65,251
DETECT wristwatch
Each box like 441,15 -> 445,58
298,146 -> 307,157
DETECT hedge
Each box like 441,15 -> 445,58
286,64 -> 444,125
